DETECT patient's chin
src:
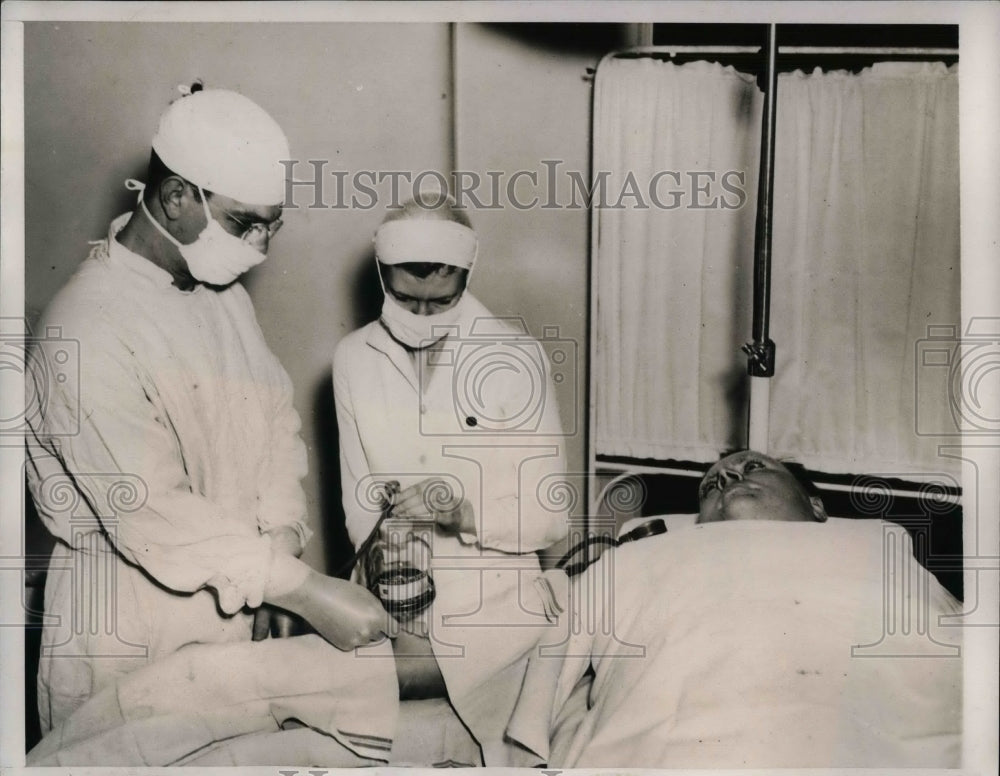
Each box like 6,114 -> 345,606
721,512 -> 769,522
718,492 -> 762,521
724,503 -> 818,523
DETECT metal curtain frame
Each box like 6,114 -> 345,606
585,34 -> 958,516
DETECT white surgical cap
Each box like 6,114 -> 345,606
152,89 -> 290,206
374,220 -> 478,270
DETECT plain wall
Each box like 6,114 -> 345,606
454,23 -> 633,491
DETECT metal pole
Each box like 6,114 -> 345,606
449,22 -> 459,177
744,23 -> 779,451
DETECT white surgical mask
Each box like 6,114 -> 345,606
131,180 -> 268,286
380,292 -> 467,350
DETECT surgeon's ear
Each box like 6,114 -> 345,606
810,496 -> 828,522
159,176 -> 188,221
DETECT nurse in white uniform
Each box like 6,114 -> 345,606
333,193 -> 570,765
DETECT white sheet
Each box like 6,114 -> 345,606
28,635 -> 485,768
27,635 -> 398,766
511,517 -> 963,768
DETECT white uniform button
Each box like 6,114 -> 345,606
420,404 -> 427,414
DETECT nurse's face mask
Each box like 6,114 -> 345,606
378,265 -> 468,349
136,180 -> 282,286
373,217 -> 478,349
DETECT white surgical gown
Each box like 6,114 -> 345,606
333,294 -> 570,765
25,214 -> 311,732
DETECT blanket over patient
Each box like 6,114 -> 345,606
508,517 -> 963,768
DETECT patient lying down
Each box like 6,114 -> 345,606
508,450 -> 963,769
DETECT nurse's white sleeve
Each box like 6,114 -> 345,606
474,348 -> 570,554
332,347 -> 376,550
25,326 -> 277,614
255,358 -> 312,553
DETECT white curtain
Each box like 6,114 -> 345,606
593,58 -> 959,475
593,58 -> 762,462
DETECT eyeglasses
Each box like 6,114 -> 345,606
193,183 -> 284,242
228,213 -> 284,242
212,202 -> 283,242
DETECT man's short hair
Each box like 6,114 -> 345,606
144,150 -> 210,204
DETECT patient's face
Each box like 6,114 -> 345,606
697,451 -> 825,524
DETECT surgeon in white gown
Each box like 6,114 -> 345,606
333,193 -> 571,765
25,87 -> 390,734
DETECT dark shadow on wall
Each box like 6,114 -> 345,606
352,251 -> 383,327
484,22 -> 636,54
24,491 -> 54,753
313,371 -> 353,578
314,247 -> 383,578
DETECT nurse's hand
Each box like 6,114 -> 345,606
392,478 -> 476,536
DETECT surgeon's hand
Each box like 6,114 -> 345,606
255,526 -> 306,639
303,574 -> 396,649
392,477 -> 476,536
267,565 -> 395,651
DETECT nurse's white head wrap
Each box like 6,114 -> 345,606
374,218 -> 478,270
152,87 -> 290,207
